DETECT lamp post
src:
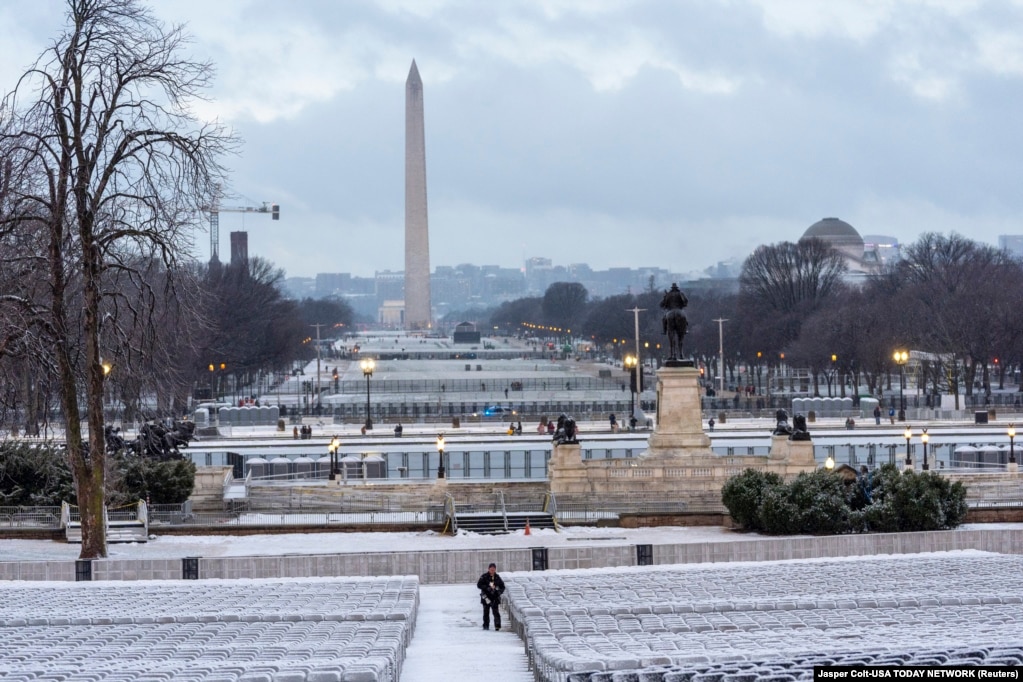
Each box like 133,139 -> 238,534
893,350 -> 908,421
624,354 -> 637,427
208,362 -> 226,401
626,306 -> 645,392
824,452 -> 835,470
101,360 -> 112,421
328,435 -> 341,481
904,425 -> 913,468
1009,424 -> 1017,467
311,323 -> 326,412
921,428 -> 929,471
360,357 -> 375,430
436,433 -> 446,479
714,317 -> 728,395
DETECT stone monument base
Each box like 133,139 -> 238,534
548,365 -> 818,505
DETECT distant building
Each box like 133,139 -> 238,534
452,321 -> 482,344
704,258 -> 743,279
378,300 -> 404,327
315,272 -> 351,298
281,277 -> 315,300
862,234 -> 901,266
800,217 -> 880,275
375,270 -> 405,304
998,235 -> 1023,259
298,261 -> 691,311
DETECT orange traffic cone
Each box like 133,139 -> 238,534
524,519 -> 531,535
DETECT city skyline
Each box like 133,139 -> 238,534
4,2 -> 1023,279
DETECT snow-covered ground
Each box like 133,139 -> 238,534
4,522 -> 1022,562
0,524 -> 752,561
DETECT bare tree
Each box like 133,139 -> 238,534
0,0 -> 233,558
893,233 -> 1023,407
738,238 -> 848,356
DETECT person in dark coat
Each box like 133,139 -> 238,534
476,562 -> 506,630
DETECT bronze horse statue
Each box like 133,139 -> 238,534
660,283 -> 689,361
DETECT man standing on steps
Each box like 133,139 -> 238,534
477,562 -> 506,631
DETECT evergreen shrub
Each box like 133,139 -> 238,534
722,463 -> 968,535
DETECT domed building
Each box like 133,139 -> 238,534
799,217 -> 879,274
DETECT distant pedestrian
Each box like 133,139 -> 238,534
858,465 -> 873,503
609,414 -> 618,433
476,563 -> 506,631
708,417 -> 715,432
537,419 -> 546,435
873,405 -> 881,425
888,406 -> 895,425
504,388 -> 509,398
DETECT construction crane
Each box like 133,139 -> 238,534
208,199 -> 280,263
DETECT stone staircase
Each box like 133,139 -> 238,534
63,501 -> 149,544
454,509 -> 556,534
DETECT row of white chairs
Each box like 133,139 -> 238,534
0,578 -> 418,627
503,555 -> 1023,682
0,577 -> 420,682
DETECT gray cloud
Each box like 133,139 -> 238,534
4,0 -> 1023,279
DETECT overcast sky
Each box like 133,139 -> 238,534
3,1 -> 1023,280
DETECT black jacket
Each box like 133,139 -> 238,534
477,571 -> 506,605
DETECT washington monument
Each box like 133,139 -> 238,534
404,60 -> 432,330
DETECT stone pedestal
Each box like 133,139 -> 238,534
548,443 -> 590,495
768,435 -> 789,460
646,366 -> 712,452
546,365 -> 818,502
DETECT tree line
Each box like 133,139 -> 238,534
0,0 -> 351,557
490,233 -> 1023,401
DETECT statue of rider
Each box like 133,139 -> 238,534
660,282 -> 688,312
660,282 -> 690,364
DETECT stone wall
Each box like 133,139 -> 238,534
191,465 -> 233,511
6,528 -> 1023,583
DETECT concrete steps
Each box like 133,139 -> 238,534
455,510 -> 556,534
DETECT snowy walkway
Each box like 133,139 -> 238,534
400,584 -> 533,681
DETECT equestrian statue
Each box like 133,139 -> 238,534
660,283 -> 690,365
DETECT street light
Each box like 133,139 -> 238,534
208,362 -> 226,400
360,357 -> 375,430
921,428 -> 929,471
101,360 -> 112,421
624,354 -> 637,428
893,350 -> 908,421
824,453 -> 835,470
904,425 -> 913,467
436,433 -> 446,479
1009,424 -> 1016,465
328,435 -> 341,481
